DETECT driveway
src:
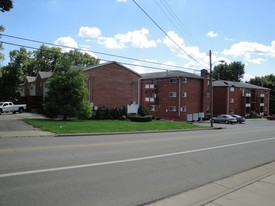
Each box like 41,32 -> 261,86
0,112 -> 52,137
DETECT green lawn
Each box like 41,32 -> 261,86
22,119 -> 209,134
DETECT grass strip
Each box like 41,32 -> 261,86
22,119 -> 209,134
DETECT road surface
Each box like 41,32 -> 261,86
0,119 -> 275,206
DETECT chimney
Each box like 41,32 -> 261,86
201,69 -> 208,78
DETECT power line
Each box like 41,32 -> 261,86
132,0 -> 206,69
160,0 -> 199,46
1,40 -> 202,73
1,33 -> 200,72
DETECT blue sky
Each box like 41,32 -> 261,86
1,0 -> 275,81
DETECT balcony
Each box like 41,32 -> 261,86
145,97 -> 155,102
243,93 -> 251,97
145,84 -> 157,89
245,103 -> 251,107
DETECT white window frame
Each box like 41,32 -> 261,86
230,87 -> 234,92
168,106 -> 176,112
180,106 -> 187,112
149,105 -> 155,111
230,98 -> 234,103
169,92 -> 177,97
169,78 -> 177,83
182,92 -> 187,98
182,78 -> 188,83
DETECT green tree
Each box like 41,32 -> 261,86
64,50 -> 99,67
0,64 -> 23,101
249,74 -> 275,114
44,67 -> 92,120
213,61 -> 245,82
0,26 -> 5,61
1,0 -> 14,60
0,0 -> 13,12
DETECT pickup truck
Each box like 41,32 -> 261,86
0,102 -> 27,114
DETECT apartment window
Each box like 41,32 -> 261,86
145,84 -> 149,89
169,78 -> 177,83
181,106 -> 187,112
182,92 -> 187,98
149,105 -> 155,111
182,78 -> 188,83
168,106 -> 176,112
230,87 -> 234,92
169,92 -> 177,97
230,98 -> 234,103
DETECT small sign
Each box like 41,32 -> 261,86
193,113 -> 199,121
187,114 -> 193,122
198,112 -> 204,118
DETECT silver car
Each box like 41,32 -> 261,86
213,115 -> 237,124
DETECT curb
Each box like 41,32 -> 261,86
55,127 -> 224,137
146,161 -> 275,206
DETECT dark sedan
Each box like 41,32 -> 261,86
230,114 -> 246,123
213,114 -> 237,124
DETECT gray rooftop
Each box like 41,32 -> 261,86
26,76 -> 36,83
213,80 -> 270,90
38,71 -> 53,79
141,70 -> 204,79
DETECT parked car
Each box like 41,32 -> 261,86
0,102 -> 27,114
267,115 -> 275,120
213,114 -> 237,124
230,114 -> 246,123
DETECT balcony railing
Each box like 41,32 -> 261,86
245,93 -> 251,97
245,103 -> 251,107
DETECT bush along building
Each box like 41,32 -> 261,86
213,80 -> 270,117
140,69 -> 210,121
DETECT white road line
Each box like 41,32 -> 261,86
1,137 -> 275,178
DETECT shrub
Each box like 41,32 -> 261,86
138,106 -> 149,116
129,115 -> 152,122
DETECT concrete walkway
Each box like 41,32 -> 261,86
148,161 -> 275,206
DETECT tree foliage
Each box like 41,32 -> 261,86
213,61 -> 245,82
44,67 -> 92,120
0,0 -> 13,12
0,45 -> 99,101
249,74 -> 275,114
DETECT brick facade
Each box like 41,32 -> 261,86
140,70 -> 210,121
213,81 -> 270,117
83,62 -> 141,109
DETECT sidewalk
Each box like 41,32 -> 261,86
148,161 -> 275,206
0,130 -> 54,138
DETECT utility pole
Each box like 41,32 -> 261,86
209,50 -> 213,127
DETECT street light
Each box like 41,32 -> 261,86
209,50 -> 225,127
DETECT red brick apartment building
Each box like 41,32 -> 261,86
140,69 -> 210,121
20,72 -> 52,111
83,62 -> 141,109
213,80 -> 270,117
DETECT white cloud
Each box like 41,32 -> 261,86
80,48 -> 98,59
98,28 -> 157,49
54,37 -> 78,52
222,41 -> 275,64
163,31 -> 207,68
98,37 -> 125,49
242,73 -> 255,82
78,26 -> 101,38
207,31 -> 218,38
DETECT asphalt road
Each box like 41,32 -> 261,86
0,117 -> 275,206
